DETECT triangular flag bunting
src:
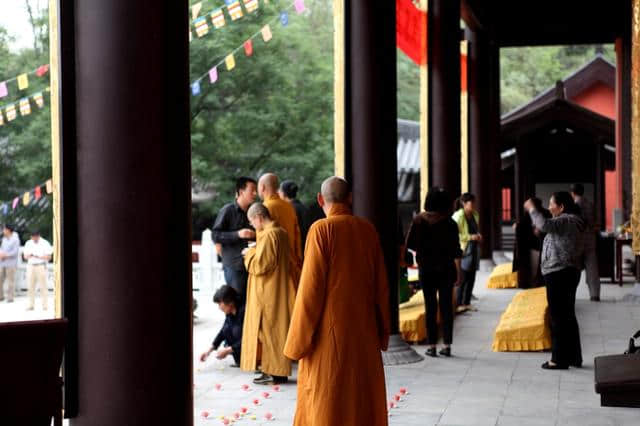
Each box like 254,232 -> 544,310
36,64 -> 49,77
194,17 -> 209,37
261,25 -> 273,42
189,30 -> 193,43
244,40 -> 254,56
35,185 -> 42,200
191,81 -> 201,96
1,203 -> 7,215
0,111 -> 4,126
243,0 -> 259,13
17,73 -> 29,90
22,192 -> 30,206
280,11 -> 289,26
294,0 -> 306,13
191,1 -> 203,20
211,9 -> 226,28
0,81 -> 7,98
6,104 -> 17,121
209,67 -> 218,83
12,197 -> 19,210
225,54 -> 236,71
228,1 -> 244,20
19,98 -> 31,116
46,179 -> 53,194
33,92 -> 44,108
224,0 -> 234,4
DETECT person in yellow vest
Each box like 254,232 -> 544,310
284,177 -> 390,426
240,202 -> 295,385
257,173 -> 302,288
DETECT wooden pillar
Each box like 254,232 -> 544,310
62,0 -> 193,423
632,0 -> 640,255
428,0 -> 461,196
467,29 -> 493,259
345,2 -> 399,333
488,40 -> 502,251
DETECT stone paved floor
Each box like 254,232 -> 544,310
193,268 -> 640,426
1,268 -> 638,425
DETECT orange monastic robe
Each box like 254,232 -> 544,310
284,203 -> 391,426
263,194 -> 302,287
241,222 -> 295,377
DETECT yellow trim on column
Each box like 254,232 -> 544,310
333,0 -> 345,177
632,0 -> 640,254
49,0 -> 62,318
419,1 -> 428,207
460,40 -> 468,194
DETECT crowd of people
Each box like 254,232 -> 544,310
202,174 -> 391,425
0,225 -> 53,310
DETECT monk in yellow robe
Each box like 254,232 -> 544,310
240,202 -> 295,385
284,177 -> 391,426
258,173 -> 302,288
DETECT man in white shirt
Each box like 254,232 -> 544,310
23,230 -> 53,310
0,224 -> 20,302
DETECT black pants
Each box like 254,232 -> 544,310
457,269 -> 476,306
420,269 -> 454,345
223,266 -> 248,306
544,267 -> 583,367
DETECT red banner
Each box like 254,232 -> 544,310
396,0 -> 426,66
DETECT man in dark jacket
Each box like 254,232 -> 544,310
278,180 -> 309,251
200,285 -> 244,365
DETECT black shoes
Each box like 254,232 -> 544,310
253,373 -> 288,385
439,347 -> 451,357
425,347 -> 437,357
541,361 -> 569,370
590,296 -> 600,302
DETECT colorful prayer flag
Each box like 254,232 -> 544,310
0,111 -> 4,126
17,73 -> 28,90
46,179 -> 53,194
6,104 -> 17,121
1,203 -> 7,215
280,11 -> 289,26
262,25 -> 273,42
189,30 -> 193,43
12,197 -> 18,210
225,54 -> 236,71
224,0 -> 234,4
191,1 -> 203,20
294,0 -> 306,13
191,81 -> 201,96
243,0 -> 259,13
209,66 -> 218,83
0,81 -> 7,98
211,9 -> 226,28
244,40 -> 254,56
35,185 -> 42,200
22,192 -> 30,206
228,1 -> 244,20
36,64 -> 49,77
396,0 -> 427,65
194,17 -> 209,37
19,98 -> 31,116
33,92 -> 45,108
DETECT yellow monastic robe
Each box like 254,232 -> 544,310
283,203 -> 391,426
263,194 -> 302,287
241,222 -> 294,377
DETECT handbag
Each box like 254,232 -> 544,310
625,330 -> 640,355
460,241 -> 475,271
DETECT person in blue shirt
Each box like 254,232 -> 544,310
200,285 -> 245,366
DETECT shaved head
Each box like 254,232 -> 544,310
259,173 -> 279,192
321,176 -> 350,203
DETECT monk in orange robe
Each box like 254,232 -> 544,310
284,176 -> 390,426
258,173 -> 302,288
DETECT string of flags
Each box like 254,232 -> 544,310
191,0 -> 306,96
0,178 -> 53,216
0,64 -> 49,100
0,87 -> 50,127
190,0 -> 305,41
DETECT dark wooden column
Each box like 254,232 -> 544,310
63,1 -> 193,424
345,2 -> 398,333
467,29 -> 493,259
428,0 -> 461,196
488,40 -> 502,252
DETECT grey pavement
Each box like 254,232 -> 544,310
193,267 -> 640,426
